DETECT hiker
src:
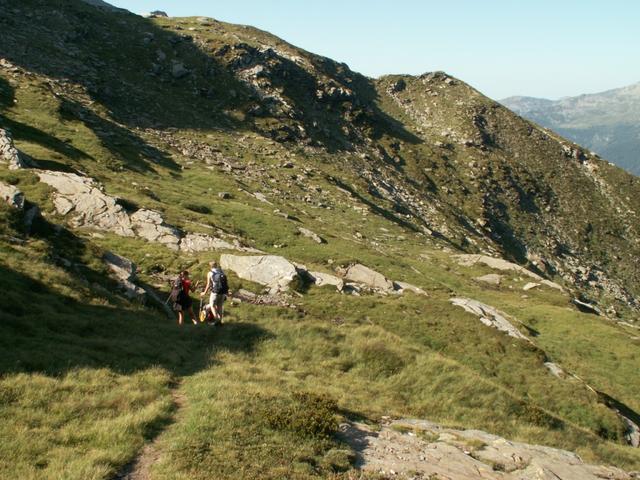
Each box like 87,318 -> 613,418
176,270 -> 198,325
201,261 -> 229,324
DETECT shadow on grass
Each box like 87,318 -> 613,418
0,211 -> 271,378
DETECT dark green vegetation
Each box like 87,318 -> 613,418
502,83 -> 640,175
1,0 -> 639,478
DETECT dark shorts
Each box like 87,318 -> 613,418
177,291 -> 192,309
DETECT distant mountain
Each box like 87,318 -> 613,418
502,83 -> 640,174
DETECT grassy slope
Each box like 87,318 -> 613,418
0,1 -> 639,478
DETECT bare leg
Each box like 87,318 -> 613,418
177,311 -> 184,325
188,307 -> 197,324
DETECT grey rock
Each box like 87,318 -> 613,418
218,191 -> 231,199
450,297 -> 530,341
475,273 -> 502,286
220,254 -> 298,293
131,209 -> 181,249
341,263 -> 395,292
171,61 -> 189,79
544,362 -> 565,378
297,226 -> 325,244
341,419 -> 634,480
523,282 -> 540,291
0,128 -> 28,170
179,233 -> 236,253
103,251 -> 145,300
37,171 -> 135,236
393,281 -> 427,296
308,271 -> 344,291
572,298 -> 602,315
0,181 -> 24,209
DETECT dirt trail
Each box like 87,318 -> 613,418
112,386 -> 187,480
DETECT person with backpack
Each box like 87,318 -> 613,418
175,270 -> 198,325
201,260 -> 229,325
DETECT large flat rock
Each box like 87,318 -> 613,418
342,263 -> 395,292
220,254 -> 298,293
341,419 -> 634,480
450,297 -> 529,341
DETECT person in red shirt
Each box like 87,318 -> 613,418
176,270 -> 197,325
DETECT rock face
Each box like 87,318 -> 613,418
103,251 -> 145,300
37,170 -> 255,253
38,171 -> 135,236
450,297 -> 530,341
341,263 -> 395,292
220,254 -> 299,293
0,181 -> 24,209
131,209 -> 181,250
341,419 -> 635,480
0,128 -> 28,170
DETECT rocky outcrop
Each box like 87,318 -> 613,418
393,281 -> 427,296
0,128 -> 29,170
0,181 -> 24,209
340,419 -> 636,479
36,170 -> 256,253
297,227 -> 325,244
38,171 -> 135,236
131,209 -> 181,250
340,263 -> 395,293
308,271 -> 344,291
475,273 -> 502,286
450,297 -> 530,341
220,254 -> 299,293
103,251 -> 145,300
455,254 -> 564,291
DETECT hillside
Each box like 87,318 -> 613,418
502,83 -> 640,174
1,1 -> 640,478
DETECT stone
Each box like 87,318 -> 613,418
297,226 -> 325,244
37,171 -> 135,236
340,419 -> 634,480
572,298 -> 602,315
393,281 -> 427,296
103,251 -> 145,300
131,209 -> 181,250
218,191 -> 231,199
454,254 -> 564,291
179,233 -> 239,253
341,263 -> 395,292
544,362 -> 565,378
450,297 -> 530,341
0,181 -> 24,209
253,192 -> 272,204
308,271 -> 344,292
171,61 -> 189,79
475,273 -> 502,286
220,254 -> 298,293
523,282 -> 540,291
0,128 -> 29,170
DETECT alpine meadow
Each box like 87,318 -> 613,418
0,1 -> 639,479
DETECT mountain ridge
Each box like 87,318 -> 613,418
1,1 -> 640,477
501,82 -> 640,174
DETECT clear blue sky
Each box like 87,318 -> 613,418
108,0 -> 640,100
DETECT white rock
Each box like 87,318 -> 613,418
131,209 -> 181,249
179,233 -> 236,252
103,251 -> 145,300
0,129 -> 28,170
342,264 -> 395,292
450,297 -> 530,341
220,254 -> 298,293
309,271 -> 344,291
298,227 -> 325,244
475,273 -> 502,286
393,281 -> 427,296
0,181 -> 24,209
523,282 -> 540,291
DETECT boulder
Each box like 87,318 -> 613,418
475,273 -> 502,286
455,254 -> 564,291
572,298 -> 602,315
103,251 -> 145,300
341,263 -> 395,292
220,254 -> 298,293
450,297 -> 530,341
179,233 -> 236,253
308,271 -> 344,291
0,181 -> 24,209
37,171 -> 135,236
393,281 -> 427,296
171,61 -> 189,79
544,361 -> 565,378
0,128 -> 28,170
131,209 -> 181,250
341,419 -> 634,480
298,227 -> 325,244
523,282 -> 540,291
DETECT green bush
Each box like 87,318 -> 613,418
262,392 -> 339,438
